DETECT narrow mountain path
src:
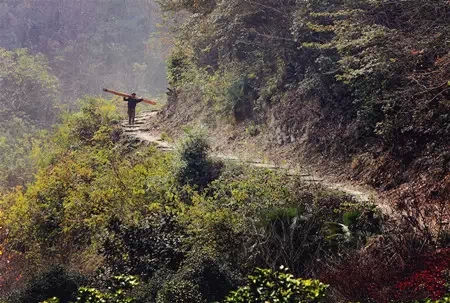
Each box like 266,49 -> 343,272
122,111 -> 392,214
122,111 -> 173,151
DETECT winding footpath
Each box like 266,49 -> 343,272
122,111 -> 392,214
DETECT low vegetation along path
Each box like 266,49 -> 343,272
122,111 -> 392,214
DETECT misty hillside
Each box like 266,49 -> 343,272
0,1 -> 449,303
0,0 -> 167,101
0,0 -> 168,188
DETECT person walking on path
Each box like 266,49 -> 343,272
102,88 -> 157,124
124,93 -> 143,125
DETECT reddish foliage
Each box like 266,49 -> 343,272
394,249 -> 450,301
320,251 -> 400,302
321,248 -> 450,302
0,244 -> 26,297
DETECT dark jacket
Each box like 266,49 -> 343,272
123,97 -> 143,109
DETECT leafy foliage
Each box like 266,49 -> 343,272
2,1 -> 448,302
175,128 -> 222,189
101,214 -> 185,279
0,118 -> 40,188
0,48 -> 59,189
157,252 -> 241,303
73,276 -> 139,303
156,279 -> 205,303
0,92 -> 445,303
223,267 -> 328,303
0,48 -> 59,123
40,275 -> 139,303
11,266 -> 84,303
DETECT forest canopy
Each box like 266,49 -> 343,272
0,0 -> 168,102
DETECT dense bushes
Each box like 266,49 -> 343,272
157,253 -> 241,303
10,266 -> 84,303
0,48 -> 59,124
1,0 -> 448,301
0,48 -> 60,189
157,4 -> 450,300
39,275 -> 139,303
1,96 -> 448,302
175,128 -> 223,189
223,267 -> 328,303
101,214 -> 185,279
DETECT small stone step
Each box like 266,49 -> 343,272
122,125 -> 141,128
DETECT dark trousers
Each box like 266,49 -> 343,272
128,107 -> 136,125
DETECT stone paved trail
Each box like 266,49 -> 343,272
122,111 -> 392,214
122,111 -> 173,151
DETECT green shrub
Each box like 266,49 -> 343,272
39,276 -> 139,303
167,47 -> 192,86
165,253 -> 242,303
157,280 -> 206,303
175,128 -> 222,190
147,250 -> 242,303
261,206 -> 300,227
131,268 -> 175,303
66,97 -> 121,147
101,214 -> 185,279
223,267 -> 328,303
227,75 -> 254,121
255,205 -> 324,273
73,276 -> 139,303
324,202 -> 382,249
0,117 -> 41,188
12,265 -> 85,303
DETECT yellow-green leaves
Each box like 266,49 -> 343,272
224,267 -> 328,303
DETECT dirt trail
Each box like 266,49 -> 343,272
122,111 -> 393,214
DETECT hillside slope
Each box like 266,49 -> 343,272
127,111 -> 388,210
156,0 -> 449,210
4,98 -> 428,302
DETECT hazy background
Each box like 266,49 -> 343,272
0,0 -> 169,188
0,0 -> 168,102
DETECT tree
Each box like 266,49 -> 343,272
0,48 -> 59,188
175,128 -> 222,189
0,48 -> 59,123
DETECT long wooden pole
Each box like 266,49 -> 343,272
103,88 -> 157,105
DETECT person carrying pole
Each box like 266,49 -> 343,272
102,88 -> 157,125
124,93 -> 143,125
